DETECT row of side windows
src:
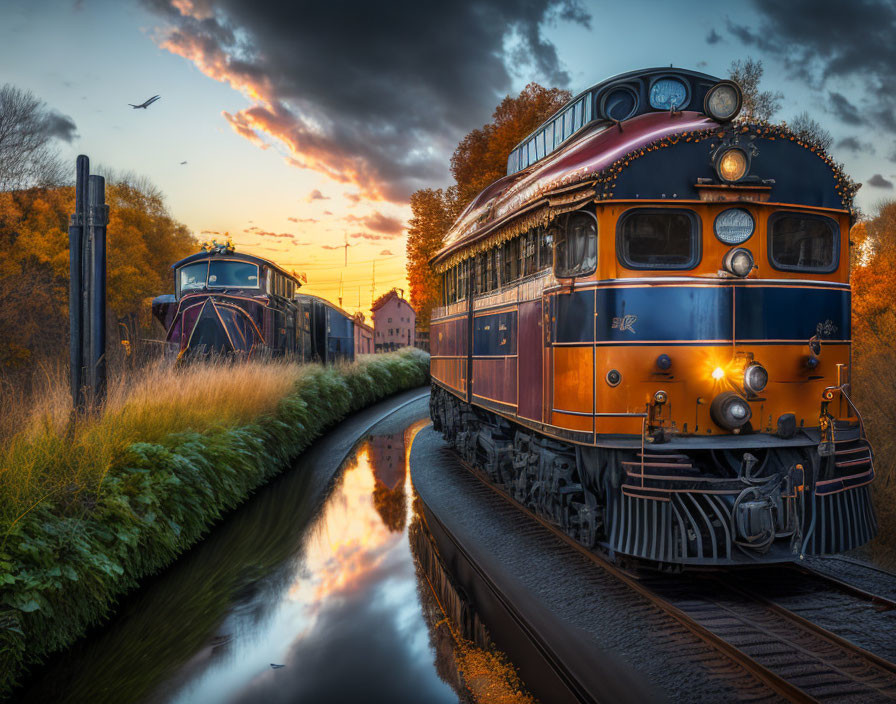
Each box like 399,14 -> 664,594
268,269 -> 296,299
507,94 -> 592,175
441,226 -> 554,305
440,208 -> 837,302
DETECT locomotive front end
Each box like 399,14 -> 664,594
429,67 -> 876,567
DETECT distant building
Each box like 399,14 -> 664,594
371,288 -> 416,352
353,312 -> 374,355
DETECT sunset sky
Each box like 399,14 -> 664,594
3,0 -> 895,317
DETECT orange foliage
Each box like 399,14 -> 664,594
0,182 -> 196,390
406,83 -> 570,326
850,202 -> 896,565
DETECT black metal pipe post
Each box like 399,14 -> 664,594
87,174 -> 108,407
68,155 -> 88,411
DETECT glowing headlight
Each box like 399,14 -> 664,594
723,248 -> 754,277
712,366 -> 725,380
716,148 -> 748,182
704,81 -> 743,122
710,391 -> 752,430
714,208 -> 754,245
743,363 -> 768,395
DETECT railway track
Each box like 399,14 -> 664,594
451,454 -> 896,703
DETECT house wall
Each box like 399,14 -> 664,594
373,298 -> 416,352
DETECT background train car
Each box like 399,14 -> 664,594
429,67 -> 876,567
152,242 -> 355,363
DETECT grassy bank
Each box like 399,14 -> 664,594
0,348 -> 430,695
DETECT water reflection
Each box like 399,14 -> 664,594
21,415 -> 458,704
370,432 -> 408,533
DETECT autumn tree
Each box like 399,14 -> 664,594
0,177 -> 196,392
451,83 -> 571,209
728,58 -> 782,122
850,201 -> 896,555
406,188 -> 455,327
407,83 -> 570,326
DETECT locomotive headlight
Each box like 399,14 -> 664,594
712,366 -> 725,381
704,81 -> 743,122
723,247 -> 754,277
716,147 -> 749,182
710,391 -> 752,430
743,362 -> 768,395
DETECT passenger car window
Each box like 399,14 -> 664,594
617,209 -> 700,270
554,212 -> 597,278
768,213 -> 838,272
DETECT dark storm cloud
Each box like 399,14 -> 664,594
868,173 -> 894,189
144,0 -> 589,202
828,92 -> 865,125
835,136 -> 875,155
727,0 -> 896,132
42,110 -> 77,142
706,28 -> 722,44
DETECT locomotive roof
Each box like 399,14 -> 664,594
433,94 -> 857,269
506,66 -> 722,176
172,250 -> 302,286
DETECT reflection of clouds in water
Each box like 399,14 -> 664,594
166,423 -> 453,704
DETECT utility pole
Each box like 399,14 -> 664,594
68,155 -> 109,413
338,272 -> 343,308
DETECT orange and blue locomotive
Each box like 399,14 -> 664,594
152,241 -> 355,363
429,67 -> 876,566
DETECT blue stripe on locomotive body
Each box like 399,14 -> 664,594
734,286 -> 850,341
473,310 -> 518,356
548,285 -> 849,344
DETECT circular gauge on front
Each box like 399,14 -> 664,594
714,207 -> 755,244
649,78 -> 688,110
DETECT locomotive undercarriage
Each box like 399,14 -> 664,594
430,384 -> 877,567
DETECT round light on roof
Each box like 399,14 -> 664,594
704,81 -> 742,122
714,208 -> 755,244
649,77 -> 689,110
723,247 -> 754,277
601,85 -> 639,122
716,148 -> 749,182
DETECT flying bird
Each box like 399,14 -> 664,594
180,161 -> 187,165
129,95 -> 160,109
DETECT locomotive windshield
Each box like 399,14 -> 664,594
179,262 -> 208,292
177,260 -> 260,296
618,209 -> 699,270
208,261 -> 259,288
768,213 -> 838,273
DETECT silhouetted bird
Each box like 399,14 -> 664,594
129,95 -> 160,109
180,161 -> 187,165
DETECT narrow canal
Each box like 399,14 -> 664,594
21,395 -> 529,704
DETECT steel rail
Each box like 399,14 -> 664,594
454,456 -> 816,704
784,563 -> 896,612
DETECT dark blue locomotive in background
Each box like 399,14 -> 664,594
152,242 -> 355,363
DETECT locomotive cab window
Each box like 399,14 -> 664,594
617,209 -> 700,270
768,212 -> 838,273
553,212 -> 597,278
178,262 -> 208,294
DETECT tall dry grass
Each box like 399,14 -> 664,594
0,359 -> 306,532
